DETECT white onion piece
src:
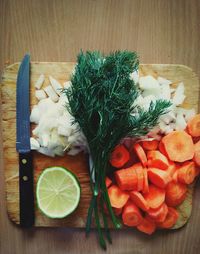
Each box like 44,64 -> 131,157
49,76 -> 63,95
35,90 -> 47,101
44,85 -> 59,102
139,75 -> 160,90
30,137 -> 40,150
38,147 -> 55,157
35,74 -> 45,89
30,105 -> 41,124
172,82 -> 186,105
67,147 -> 82,156
63,81 -> 72,89
157,76 -> 172,86
175,113 -> 187,130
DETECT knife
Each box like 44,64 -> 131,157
16,54 -> 34,227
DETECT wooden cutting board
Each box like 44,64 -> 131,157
1,62 -> 199,228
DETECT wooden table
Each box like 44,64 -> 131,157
0,0 -> 200,253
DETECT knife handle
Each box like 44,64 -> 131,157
19,152 -> 34,227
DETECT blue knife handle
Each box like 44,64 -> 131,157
19,152 -> 34,227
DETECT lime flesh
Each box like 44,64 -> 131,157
36,167 -> 80,218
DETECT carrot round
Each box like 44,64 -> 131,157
187,114 -> 200,137
133,143 -> 147,167
158,140 -> 169,157
148,168 -> 171,189
157,207 -> 179,229
110,144 -> 130,168
130,191 -> 149,211
143,168 -> 149,194
147,203 -> 168,223
143,185 -> 165,209
108,185 -> 129,208
147,150 -> 169,170
136,166 -> 144,191
105,176 -> 112,188
166,161 -> 177,177
137,216 -> 156,235
142,140 -> 159,151
115,163 -> 141,191
165,181 -> 187,207
194,141 -> 200,166
122,201 -> 143,227
177,161 -> 196,185
162,130 -> 194,162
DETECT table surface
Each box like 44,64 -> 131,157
0,0 -> 200,253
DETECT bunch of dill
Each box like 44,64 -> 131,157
64,51 -> 171,249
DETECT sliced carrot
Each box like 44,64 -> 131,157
194,141 -> 200,166
166,161 -> 177,177
137,216 -> 156,235
108,185 -> 130,208
135,166 -> 144,191
177,161 -> 196,184
187,114 -> 200,137
147,203 -> 168,223
148,168 -> 171,189
162,130 -> 194,162
130,191 -> 149,211
110,144 -> 130,168
122,201 -> 143,227
115,163 -> 141,191
158,140 -> 169,157
157,207 -> 179,228
147,150 -> 169,170
165,181 -> 187,207
172,170 -> 178,182
133,143 -> 147,167
143,168 -> 149,194
113,207 -> 123,216
143,185 -> 165,209
142,140 -> 159,151
105,176 -> 112,188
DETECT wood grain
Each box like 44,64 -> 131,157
2,62 -> 199,228
1,0 -> 200,253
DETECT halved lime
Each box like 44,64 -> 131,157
36,166 -> 81,218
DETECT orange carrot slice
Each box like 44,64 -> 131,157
147,150 -> 169,170
165,181 -> 187,207
110,144 -> 130,168
148,168 -> 171,188
105,176 -> 112,188
142,140 -> 159,151
187,114 -> 200,137
133,143 -> 147,167
137,216 -> 156,235
177,161 -> 196,184
166,161 -> 177,177
130,191 -> 149,211
143,185 -> 165,209
162,130 -> 194,162
143,168 -> 149,194
122,201 -> 143,227
172,170 -> 178,183
157,207 -> 179,228
194,141 -> 200,166
159,140 -> 169,157
135,166 -> 144,191
115,163 -> 141,191
147,203 -> 168,223
108,185 -> 129,208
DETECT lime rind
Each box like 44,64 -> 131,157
36,166 -> 81,219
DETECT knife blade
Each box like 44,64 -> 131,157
16,54 -> 34,227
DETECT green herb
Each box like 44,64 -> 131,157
64,50 -> 171,249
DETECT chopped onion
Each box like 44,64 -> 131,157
35,74 -> 45,89
30,137 -> 40,150
172,82 -> 186,105
35,90 -> 47,101
44,85 -> 59,102
139,75 -> 160,90
49,76 -> 63,95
